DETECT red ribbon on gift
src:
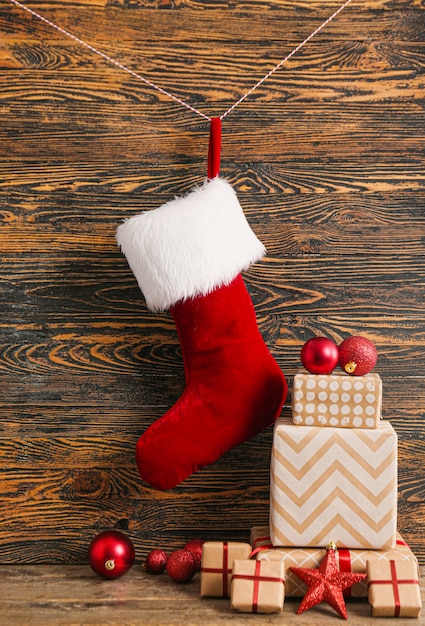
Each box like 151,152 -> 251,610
201,541 -> 230,596
339,539 -> 410,600
222,541 -> 229,596
338,548 -> 353,598
252,534 -> 272,548
232,560 -> 285,613
249,535 -> 274,558
368,559 -> 419,617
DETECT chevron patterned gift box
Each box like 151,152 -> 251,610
270,417 -> 397,550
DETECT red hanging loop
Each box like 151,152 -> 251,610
207,117 -> 222,179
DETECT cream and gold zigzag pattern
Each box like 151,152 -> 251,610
270,418 -> 397,550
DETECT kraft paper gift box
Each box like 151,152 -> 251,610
292,370 -> 382,428
270,417 -> 397,550
251,526 -> 417,599
200,541 -> 251,597
250,526 -> 274,556
367,558 -> 422,618
230,559 -> 285,613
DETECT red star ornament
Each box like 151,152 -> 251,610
290,543 -> 366,620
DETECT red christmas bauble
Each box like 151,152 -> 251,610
166,549 -> 197,583
144,548 -> 168,574
184,539 -> 204,571
300,337 -> 339,374
88,530 -> 135,580
339,336 -> 378,376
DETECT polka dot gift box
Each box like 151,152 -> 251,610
292,370 -> 382,429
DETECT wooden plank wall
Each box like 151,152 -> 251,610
0,0 -> 424,566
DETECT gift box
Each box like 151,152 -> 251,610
367,558 -> 422,617
250,526 -> 274,557
200,541 -> 251,597
250,527 -> 417,598
292,370 -> 382,428
270,417 -> 397,549
230,559 -> 285,613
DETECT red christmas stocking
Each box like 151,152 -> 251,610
116,177 -> 287,490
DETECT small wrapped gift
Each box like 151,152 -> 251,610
367,558 -> 422,618
270,417 -> 397,549
250,526 -> 274,557
292,370 -> 382,428
251,527 -> 417,599
200,541 -> 251,597
230,559 -> 285,613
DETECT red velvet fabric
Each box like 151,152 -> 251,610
136,274 -> 288,490
207,117 -> 222,179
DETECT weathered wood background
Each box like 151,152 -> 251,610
0,0 -> 424,566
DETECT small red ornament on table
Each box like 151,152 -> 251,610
144,548 -> 168,574
88,530 -> 135,580
184,539 -> 204,571
166,548 -> 198,583
290,542 -> 366,620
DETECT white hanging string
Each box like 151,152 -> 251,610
220,0 -> 353,119
7,0 -> 352,121
7,0 -> 211,120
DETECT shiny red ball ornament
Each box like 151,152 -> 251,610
184,539 -> 204,571
88,530 -> 135,580
339,335 -> 378,376
144,548 -> 168,574
300,337 -> 339,374
166,549 -> 197,583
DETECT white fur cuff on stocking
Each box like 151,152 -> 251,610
116,177 -> 265,311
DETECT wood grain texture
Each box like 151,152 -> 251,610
0,0 -> 424,570
0,564 -> 423,626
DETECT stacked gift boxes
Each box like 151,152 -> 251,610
270,370 -> 397,551
201,540 -> 286,613
200,368 -> 422,617
265,368 -> 421,617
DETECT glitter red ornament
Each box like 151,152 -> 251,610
300,337 -> 339,374
166,548 -> 197,583
88,530 -> 135,580
144,548 -> 168,574
290,543 -> 366,620
184,539 -> 204,571
339,335 -> 378,376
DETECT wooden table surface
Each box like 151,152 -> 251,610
1,564 -> 424,625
